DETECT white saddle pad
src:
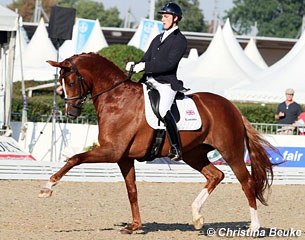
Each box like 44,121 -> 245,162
143,84 -> 202,130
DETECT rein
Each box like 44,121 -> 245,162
90,65 -> 134,100
90,75 -> 131,100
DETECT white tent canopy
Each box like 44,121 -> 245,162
178,48 -> 199,69
225,27 -> 305,104
222,19 -> 264,75
13,18 -> 58,81
0,5 -> 18,130
0,4 -> 18,31
82,19 -> 108,53
188,48 -> 199,60
178,25 -> 256,95
244,38 -> 268,69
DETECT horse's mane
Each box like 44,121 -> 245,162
71,52 -> 125,76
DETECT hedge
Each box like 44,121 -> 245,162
11,45 -> 278,124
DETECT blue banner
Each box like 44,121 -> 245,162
156,21 -> 163,32
140,19 -> 155,50
139,19 -> 163,50
246,147 -> 305,168
76,18 -> 95,53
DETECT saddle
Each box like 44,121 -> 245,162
146,81 -> 182,123
138,83 -> 201,162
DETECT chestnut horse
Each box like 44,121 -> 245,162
40,53 -> 275,234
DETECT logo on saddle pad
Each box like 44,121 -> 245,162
143,84 -> 202,130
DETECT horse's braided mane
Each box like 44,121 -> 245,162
71,52 -> 125,75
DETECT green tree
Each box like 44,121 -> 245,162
57,0 -> 122,27
8,0 -> 122,27
155,0 -> 207,32
225,0 -> 305,38
8,0 -> 56,22
98,44 -> 144,81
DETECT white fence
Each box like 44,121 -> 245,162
0,122 -> 304,185
1,159 -> 305,184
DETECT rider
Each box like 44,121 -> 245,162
126,2 -> 187,161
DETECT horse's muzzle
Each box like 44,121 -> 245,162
66,103 -> 82,119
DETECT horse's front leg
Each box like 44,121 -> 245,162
117,159 -> 142,234
38,154 -> 81,197
39,146 -> 117,198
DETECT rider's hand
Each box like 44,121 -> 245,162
125,61 -> 135,71
133,62 -> 145,73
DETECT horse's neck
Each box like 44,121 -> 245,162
89,73 -> 124,96
92,81 -> 143,114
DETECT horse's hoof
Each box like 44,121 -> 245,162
249,223 -> 260,232
119,224 -> 141,234
119,228 -> 133,234
193,215 -> 205,230
38,188 -> 53,198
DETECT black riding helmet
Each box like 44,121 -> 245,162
158,2 -> 183,21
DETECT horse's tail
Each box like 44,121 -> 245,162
242,116 -> 277,206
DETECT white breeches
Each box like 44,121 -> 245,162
146,77 -> 177,118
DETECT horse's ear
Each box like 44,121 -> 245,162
47,60 -> 71,70
47,60 -> 61,67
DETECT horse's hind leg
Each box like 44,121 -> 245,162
229,162 -> 260,231
184,147 -> 224,230
192,163 -> 224,230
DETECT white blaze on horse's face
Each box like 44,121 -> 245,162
61,78 -> 69,112
61,78 -> 68,99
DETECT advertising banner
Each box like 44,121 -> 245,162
0,136 -> 35,161
213,135 -> 305,168
76,18 -> 95,53
139,19 -> 163,50
129,18 -> 163,51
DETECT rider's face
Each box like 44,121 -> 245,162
161,14 -> 176,30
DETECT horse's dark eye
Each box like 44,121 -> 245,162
69,81 -> 75,87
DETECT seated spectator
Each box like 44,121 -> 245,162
293,111 -> 305,135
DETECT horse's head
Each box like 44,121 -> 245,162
47,55 -> 90,119
48,53 -> 131,119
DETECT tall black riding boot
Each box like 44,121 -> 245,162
163,111 -> 182,161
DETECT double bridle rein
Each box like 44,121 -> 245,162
62,59 -> 133,106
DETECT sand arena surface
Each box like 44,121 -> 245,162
0,180 -> 304,240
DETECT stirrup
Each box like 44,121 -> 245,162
168,147 -> 182,161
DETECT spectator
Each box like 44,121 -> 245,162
275,88 -> 302,134
56,85 -> 64,99
293,108 -> 305,135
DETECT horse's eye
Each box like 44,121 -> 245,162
69,81 -> 75,87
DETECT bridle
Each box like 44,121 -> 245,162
61,59 -> 90,106
61,59 -> 133,108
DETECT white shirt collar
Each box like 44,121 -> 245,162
161,26 -> 178,42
